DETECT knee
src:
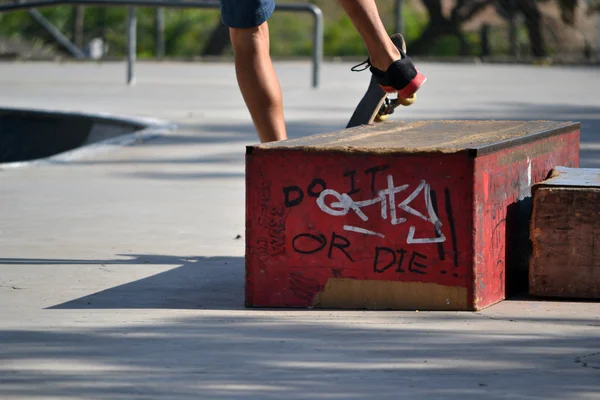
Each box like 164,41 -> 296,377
229,23 -> 268,51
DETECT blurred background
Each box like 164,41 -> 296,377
0,0 -> 598,63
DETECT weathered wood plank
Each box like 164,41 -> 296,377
530,178 -> 600,298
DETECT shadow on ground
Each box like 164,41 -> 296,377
1,254 -> 598,398
0,255 -> 244,310
0,307 -> 598,399
1,254 -> 589,311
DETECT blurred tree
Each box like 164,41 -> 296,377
410,0 -> 493,55
557,0 -> 578,24
411,0 -> 588,58
495,0 -> 545,57
1,0 -> 589,59
495,0 -> 582,58
586,0 -> 600,14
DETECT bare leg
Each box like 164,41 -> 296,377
336,0 -> 401,71
229,22 -> 286,143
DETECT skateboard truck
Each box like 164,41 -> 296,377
374,93 -> 417,122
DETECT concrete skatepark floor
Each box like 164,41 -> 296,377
0,61 -> 599,399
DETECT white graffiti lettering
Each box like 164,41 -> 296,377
316,176 -> 445,244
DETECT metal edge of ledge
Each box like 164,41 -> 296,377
0,107 -> 177,170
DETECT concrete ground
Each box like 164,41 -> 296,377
0,61 -> 599,399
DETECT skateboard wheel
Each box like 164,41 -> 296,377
399,94 -> 416,106
374,113 -> 390,122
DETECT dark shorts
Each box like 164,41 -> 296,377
220,0 -> 275,28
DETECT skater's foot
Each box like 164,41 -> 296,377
352,48 -> 426,99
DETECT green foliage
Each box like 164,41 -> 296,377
323,15 -> 366,56
265,12 -> 314,57
0,10 -> 28,37
428,32 -> 481,57
162,9 -> 220,57
401,5 -> 429,44
0,1 -> 433,58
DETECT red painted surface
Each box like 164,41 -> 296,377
472,130 -> 580,309
245,126 -> 580,310
246,150 -> 474,308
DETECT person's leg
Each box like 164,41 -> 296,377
229,23 -> 286,142
221,0 -> 286,143
337,0 -> 399,71
338,0 -> 426,98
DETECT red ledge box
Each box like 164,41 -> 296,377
245,120 -> 580,311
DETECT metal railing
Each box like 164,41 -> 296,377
0,0 -> 324,88
394,0 -> 405,37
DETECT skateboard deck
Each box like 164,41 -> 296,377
346,33 -> 416,129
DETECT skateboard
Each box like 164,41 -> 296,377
346,33 -> 416,129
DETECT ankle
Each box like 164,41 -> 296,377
369,46 -> 400,72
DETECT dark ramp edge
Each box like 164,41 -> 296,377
0,108 -> 146,163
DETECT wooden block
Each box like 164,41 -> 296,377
530,167 -> 600,299
246,120 -> 580,310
